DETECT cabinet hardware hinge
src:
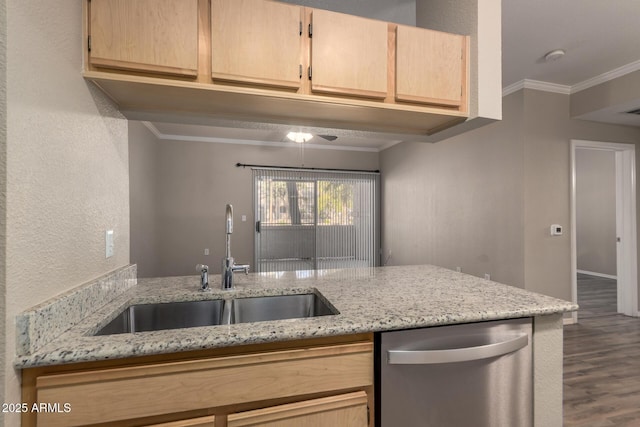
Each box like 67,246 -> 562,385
308,66 -> 312,80
87,35 -> 91,52
308,23 -> 313,37
299,21 -> 302,36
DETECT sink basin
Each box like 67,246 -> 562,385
231,293 -> 337,323
95,299 -> 225,335
94,292 -> 338,335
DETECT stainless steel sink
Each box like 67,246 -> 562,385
231,293 -> 336,323
94,292 -> 338,335
95,299 -> 225,335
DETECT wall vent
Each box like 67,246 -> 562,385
625,108 -> 640,115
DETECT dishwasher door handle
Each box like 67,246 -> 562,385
387,334 -> 528,365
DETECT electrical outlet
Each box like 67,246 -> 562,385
204,248 -> 209,256
484,273 -> 491,280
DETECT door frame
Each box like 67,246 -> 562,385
570,139 -> 638,321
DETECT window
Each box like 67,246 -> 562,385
253,168 -> 379,272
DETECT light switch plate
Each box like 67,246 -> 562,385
105,230 -> 114,258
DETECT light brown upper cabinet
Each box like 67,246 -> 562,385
89,0 -> 199,78
395,25 -> 466,107
83,0 -> 470,136
309,9 -> 388,99
211,0 -> 303,89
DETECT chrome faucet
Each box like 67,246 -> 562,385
196,264 -> 209,291
221,204 -> 250,289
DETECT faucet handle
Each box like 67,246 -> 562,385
233,264 -> 250,275
196,264 -> 210,291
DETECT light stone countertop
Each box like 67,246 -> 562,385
15,264 -> 576,368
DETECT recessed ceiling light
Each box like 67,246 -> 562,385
544,49 -> 565,62
286,132 -> 313,143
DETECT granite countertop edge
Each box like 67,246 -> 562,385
15,265 -> 577,369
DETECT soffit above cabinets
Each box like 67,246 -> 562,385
141,121 -> 403,152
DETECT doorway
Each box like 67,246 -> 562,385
570,140 -> 638,321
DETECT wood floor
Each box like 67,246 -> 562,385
563,274 -> 640,426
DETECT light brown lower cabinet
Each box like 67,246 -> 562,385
228,391 -> 368,427
21,335 -> 373,427
146,415 -> 216,427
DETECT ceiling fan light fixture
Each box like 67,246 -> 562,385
318,135 -> 338,142
286,131 -> 313,143
544,49 -> 565,62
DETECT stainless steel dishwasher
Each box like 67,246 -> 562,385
377,318 -> 532,427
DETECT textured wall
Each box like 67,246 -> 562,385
521,89 -> 640,301
129,122 -> 159,278
576,149 -> 616,276
129,125 -> 379,277
381,88 -> 640,302
381,91 -> 525,287
0,0 -> 7,415
533,314 -> 564,427
5,0 -> 129,419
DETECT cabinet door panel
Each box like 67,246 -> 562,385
90,0 -> 199,77
396,25 -> 465,107
211,0 -> 303,89
146,415 -> 216,427
228,392 -> 368,427
311,10 -> 388,99
34,342 -> 372,426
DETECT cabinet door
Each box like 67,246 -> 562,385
89,0 -> 199,77
146,415 -> 215,427
310,9 -> 388,99
228,392 -> 368,427
395,25 -> 465,107
211,0 -> 303,89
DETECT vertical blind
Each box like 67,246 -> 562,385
253,167 -> 380,273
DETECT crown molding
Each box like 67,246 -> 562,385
141,122 -> 380,152
504,60 -> 640,97
571,59 -> 640,94
502,80 -> 525,97
502,79 -> 571,97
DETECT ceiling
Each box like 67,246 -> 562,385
502,0 -> 640,88
146,0 -> 640,151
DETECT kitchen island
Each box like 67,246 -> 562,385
17,264 -> 576,426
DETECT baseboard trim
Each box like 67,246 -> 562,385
577,269 -> 617,280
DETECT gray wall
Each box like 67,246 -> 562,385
4,0 -> 130,421
381,89 -> 640,302
0,0 -> 6,412
521,90 -> 638,301
129,122 -> 159,278
129,125 -> 380,277
279,0 -> 416,25
381,91 -> 525,286
576,149 -> 616,276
